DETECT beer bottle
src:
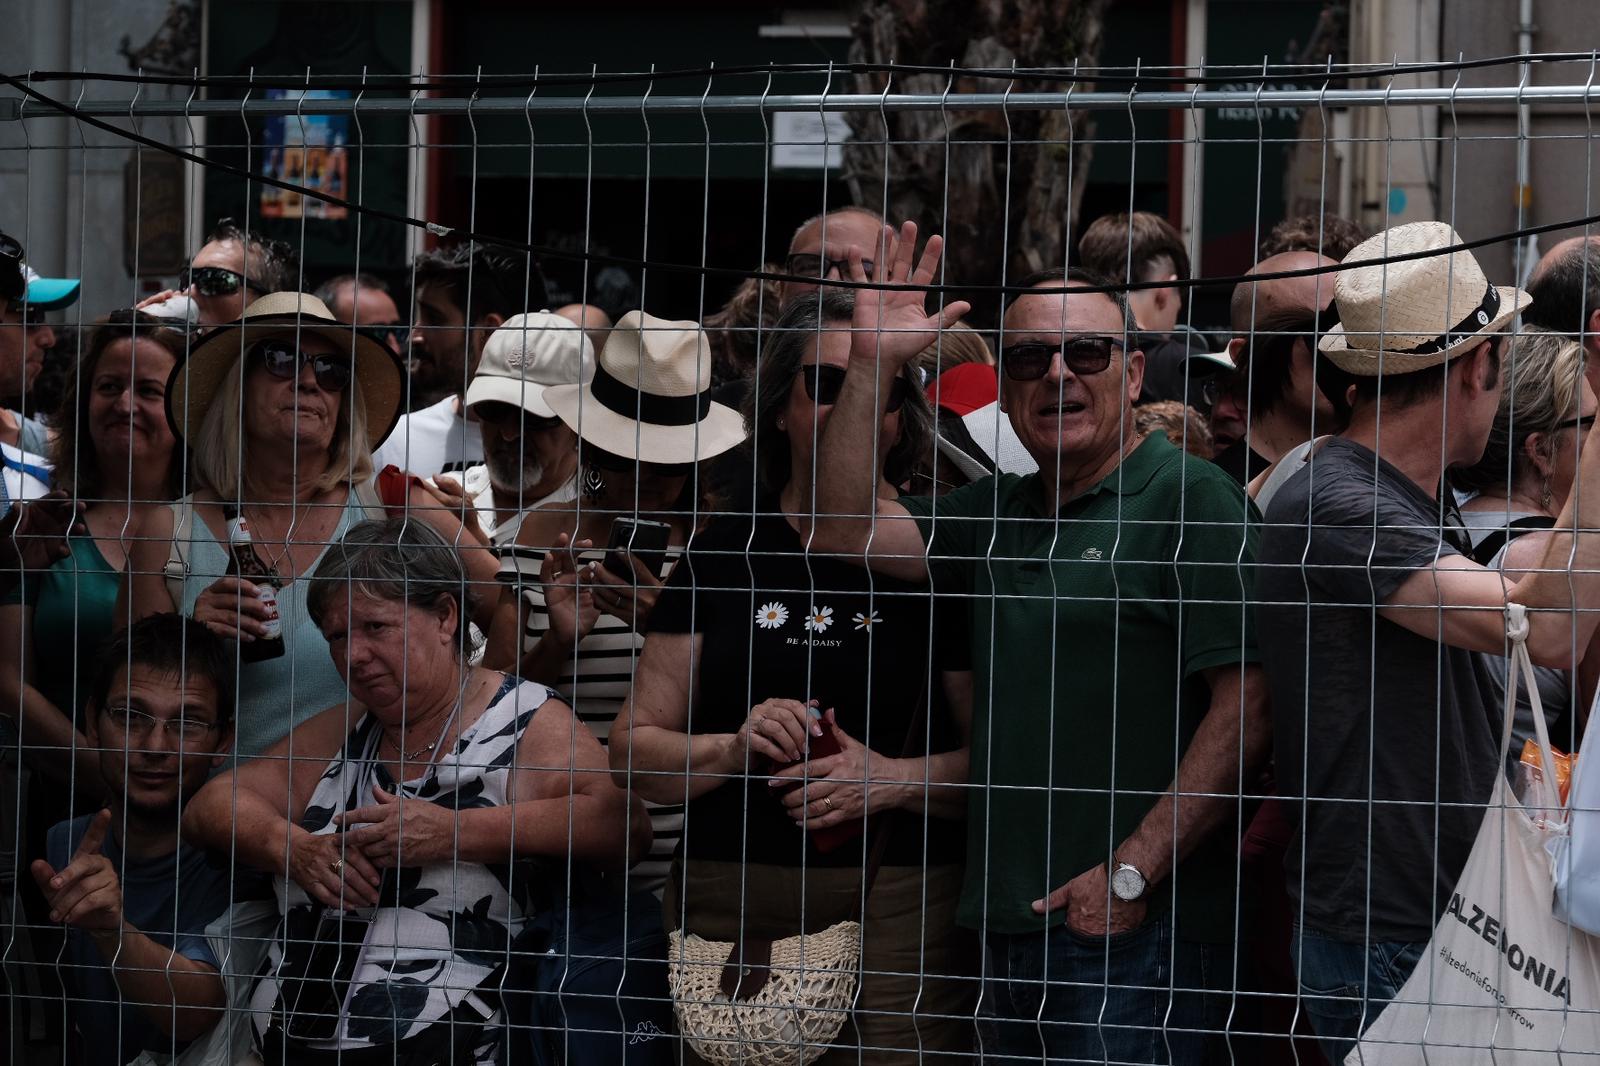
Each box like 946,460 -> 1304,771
222,504 -> 285,662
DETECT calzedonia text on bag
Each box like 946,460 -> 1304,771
1441,892 -> 1572,1004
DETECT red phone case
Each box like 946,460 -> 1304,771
777,722 -> 865,853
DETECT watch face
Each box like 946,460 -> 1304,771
1111,865 -> 1145,901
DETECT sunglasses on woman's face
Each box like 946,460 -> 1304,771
799,363 -> 909,412
253,339 -> 353,392
586,447 -> 693,478
998,336 -> 1121,381
181,265 -> 263,298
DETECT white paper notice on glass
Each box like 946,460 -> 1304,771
771,111 -> 852,170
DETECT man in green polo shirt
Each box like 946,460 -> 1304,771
812,221 -> 1270,1064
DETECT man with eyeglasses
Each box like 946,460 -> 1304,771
315,272 -> 406,358
812,225 -> 1269,1064
30,613 -> 234,1065
448,312 -> 591,545
778,206 -> 886,309
1210,250 -> 1341,487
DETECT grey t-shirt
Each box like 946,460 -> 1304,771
1257,437 -> 1500,943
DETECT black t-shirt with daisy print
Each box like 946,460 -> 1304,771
649,503 -> 966,868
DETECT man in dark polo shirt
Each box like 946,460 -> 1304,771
1256,221 -> 1600,1064
812,221 -> 1270,1065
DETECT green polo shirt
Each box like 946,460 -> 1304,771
901,433 -> 1260,942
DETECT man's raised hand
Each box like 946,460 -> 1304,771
846,221 -> 971,373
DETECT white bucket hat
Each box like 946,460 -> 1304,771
1319,220 -> 1531,376
464,311 -> 594,419
543,310 -> 745,464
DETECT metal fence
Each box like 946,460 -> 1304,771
5,56 -> 1600,1066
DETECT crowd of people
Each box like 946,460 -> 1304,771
3,198 -> 1600,1066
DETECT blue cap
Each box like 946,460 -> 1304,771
22,265 -> 80,311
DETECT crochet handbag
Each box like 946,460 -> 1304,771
667,691 -> 926,1066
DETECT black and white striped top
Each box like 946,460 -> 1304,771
497,545 -> 684,894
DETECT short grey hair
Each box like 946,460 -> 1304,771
306,518 -> 479,658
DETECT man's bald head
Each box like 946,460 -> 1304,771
1229,251 -> 1338,334
1527,236 -> 1600,335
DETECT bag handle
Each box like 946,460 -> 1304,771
1505,602 -> 1563,821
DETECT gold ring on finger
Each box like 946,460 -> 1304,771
823,796 -> 834,811
330,858 -> 344,876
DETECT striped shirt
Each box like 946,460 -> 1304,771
497,544 -> 683,893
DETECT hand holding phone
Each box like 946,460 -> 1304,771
603,517 -> 671,581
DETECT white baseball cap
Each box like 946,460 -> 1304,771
465,311 -> 595,419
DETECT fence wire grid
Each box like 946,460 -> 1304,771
5,52 -> 1600,1066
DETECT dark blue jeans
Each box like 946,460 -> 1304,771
976,912 -> 1223,1065
1289,928 -> 1426,1066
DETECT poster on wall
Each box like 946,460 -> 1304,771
259,89 -> 350,220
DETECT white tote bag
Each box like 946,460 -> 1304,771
1348,604 -> 1600,1063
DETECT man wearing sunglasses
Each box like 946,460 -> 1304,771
138,219 -> 298,330
31,615 -> 233,1065
1210,250 -> 1342,487
314,272 -> 406,358
812,222 -> 1268,1065
0,231 -> 55,488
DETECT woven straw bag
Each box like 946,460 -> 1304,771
668,919 -> 862,1066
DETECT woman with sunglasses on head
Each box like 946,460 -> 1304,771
1454,327 -> 1600,754
120,293 -> 497,760
610,290 -> 975,1063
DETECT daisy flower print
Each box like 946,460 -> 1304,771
853,610 -> 880,630
806,605 -> 835,632
755,602 -> 789,629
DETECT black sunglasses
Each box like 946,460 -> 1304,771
181,265 -> 266,298
474,401 -> 563,432
586,447 -> 693,478
1559,412 -> 1598,434
358,324 -> 409,349
785,252 -> 875,281
800,363 -> 909,412
0,234 -> 20,263
998,336 -> 1122,381
252,339 -> 353,392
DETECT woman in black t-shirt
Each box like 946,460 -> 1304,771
611,291 -> 975,1063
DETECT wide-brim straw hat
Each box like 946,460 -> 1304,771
165,292 -> 406,448
543,309 -> 745,464
1319,220 -> 1531,375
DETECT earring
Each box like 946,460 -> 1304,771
1542,476 -> 1554,512
776,418 -> 786,430
582,466 -> 606,500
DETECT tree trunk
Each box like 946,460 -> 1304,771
843,0 -> 1111,325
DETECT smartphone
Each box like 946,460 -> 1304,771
280,908 -> 372,1041
773,708 -> 865,854
604,517 -> 672,581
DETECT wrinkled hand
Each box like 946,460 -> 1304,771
768,710 -> 896,830
29,809 -> 124,936
288,828 -> 383,910
1032,862 -> 1147,938
0,490 -> 84,575
419,474 -> 487,545
846,220 -> 971,372
192,576 -> 274,642
591,552 -> 665,630
334,785 -> 459,868
540,533 -> 601,648
729,697 -> 821,768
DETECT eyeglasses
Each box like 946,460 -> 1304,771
998,337 -> 1122,381
474,401 -> 563,432
358,324 -> 408,349
785,253 -> 875,282
800,363 -> 910,412
1559,413 -> 1598,435
0,234 -> 20,263
180,265 -> 265,298
101,704 -> 220,747
586,446 -> 693,477
253,339 -> 353,392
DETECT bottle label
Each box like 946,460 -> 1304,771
256,584 -> 283,641
227,516 -> 252,545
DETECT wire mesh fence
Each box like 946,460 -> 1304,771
5,52 -> 1600,1066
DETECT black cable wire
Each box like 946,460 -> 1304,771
13,49 -> 1600,93
4,67 -> 1598,302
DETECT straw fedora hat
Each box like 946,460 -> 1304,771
543,310 -> 744,464
1319,220 -> 1530,376
165,292 -> 406,448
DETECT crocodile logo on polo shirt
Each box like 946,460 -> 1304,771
1081,547 -> 1103,560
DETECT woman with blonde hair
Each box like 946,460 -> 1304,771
123,292 -> 496,758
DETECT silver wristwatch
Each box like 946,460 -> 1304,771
1110,861 -> 1148,902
